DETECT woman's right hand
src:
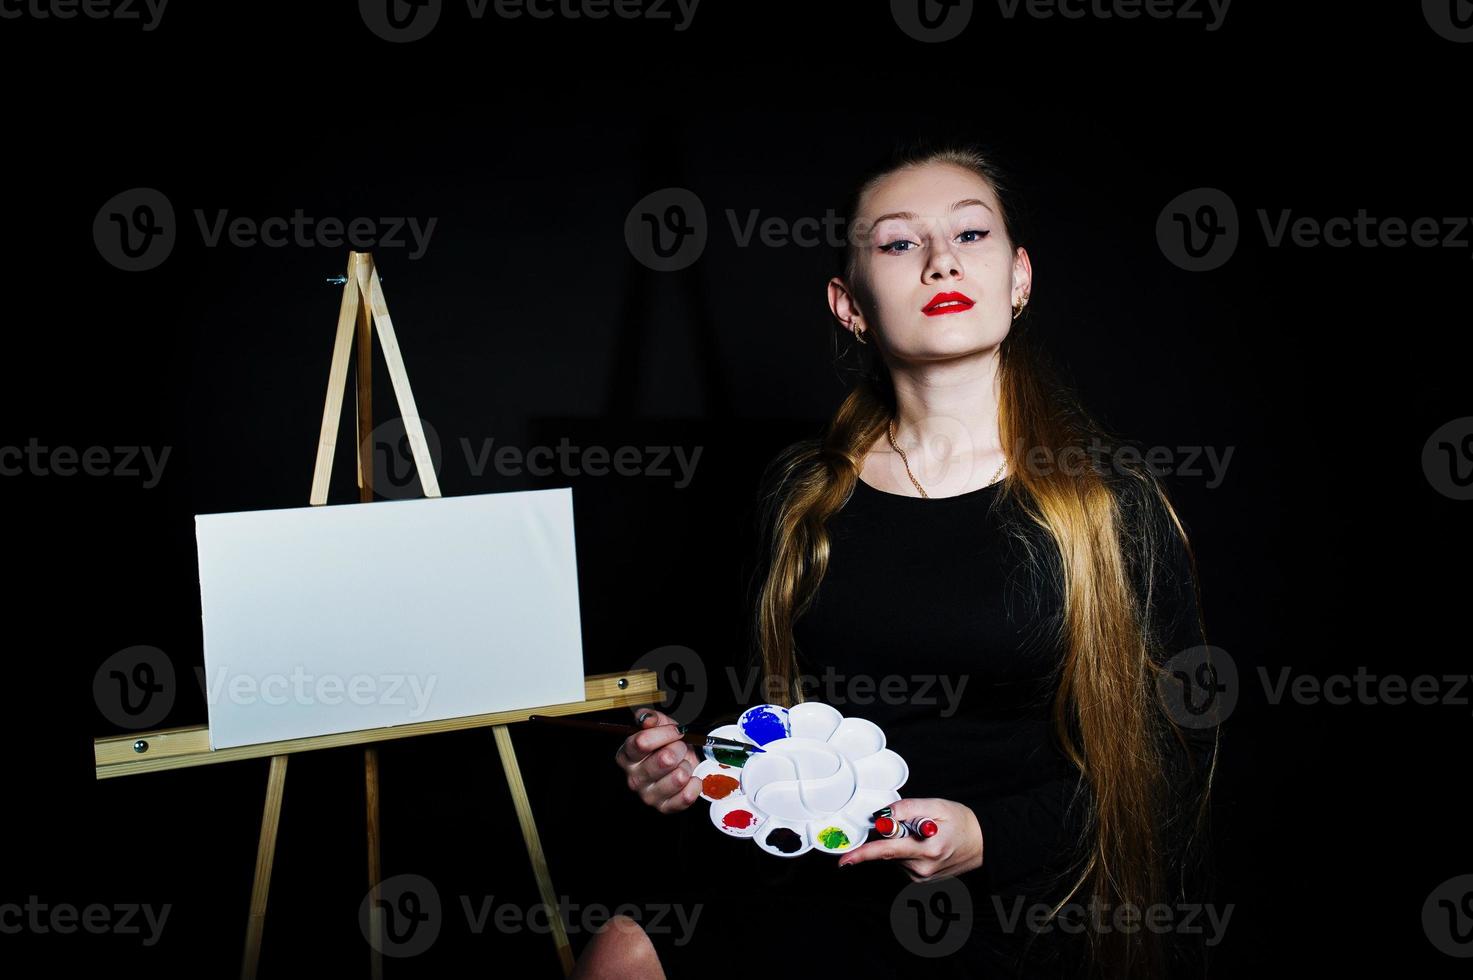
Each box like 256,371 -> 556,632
614,707 -> 703,813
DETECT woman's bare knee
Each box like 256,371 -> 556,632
570,914 -> 665,980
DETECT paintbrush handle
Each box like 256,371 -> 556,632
528,715 -> 763,754
527,715 -> 639,736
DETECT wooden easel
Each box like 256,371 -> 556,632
91,251 -> 662,978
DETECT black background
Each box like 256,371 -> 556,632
5,1 -> 1470,977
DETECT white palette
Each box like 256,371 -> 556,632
695,702 -> 909,857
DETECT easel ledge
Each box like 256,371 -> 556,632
93,669 -> 661,779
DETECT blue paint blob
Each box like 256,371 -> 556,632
740,705 -> 790,745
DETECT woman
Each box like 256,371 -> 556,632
577,141 -> 1221,979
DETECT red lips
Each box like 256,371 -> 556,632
921,291 -> 975,316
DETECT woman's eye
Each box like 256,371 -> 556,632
878,229 -> 989,254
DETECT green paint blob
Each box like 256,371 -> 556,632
711,747 -> 749,767
819,827 -> 851,850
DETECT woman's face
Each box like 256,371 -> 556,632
839,162 -> 1030,361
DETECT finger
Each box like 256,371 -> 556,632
615,722 -> 688,767
879,799 -> 945,843
655,773 -> 705,813
627,741 -> 696,789
836,836 -> 927,868
884,798 -> 942,824
636,756 -> 694,806
630,706 -> 676,728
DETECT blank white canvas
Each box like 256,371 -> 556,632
195,488 -> 586,750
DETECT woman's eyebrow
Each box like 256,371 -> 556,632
869,198 -> 995,225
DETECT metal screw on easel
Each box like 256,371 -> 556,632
326,275 -> 386,285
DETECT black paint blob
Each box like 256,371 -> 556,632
765,827 -> 803,854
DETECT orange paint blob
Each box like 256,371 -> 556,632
702,773 -> 740,799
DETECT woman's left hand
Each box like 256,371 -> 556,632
835,797 -> 984,882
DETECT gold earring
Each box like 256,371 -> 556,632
1012,295 -> 1029,319
853,321 -> 867,344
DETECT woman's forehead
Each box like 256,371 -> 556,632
862,164 -> 998,221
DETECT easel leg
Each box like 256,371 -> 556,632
493,724 -> 575,977
365,748 -> 383,980
242,755 -> 288,980
355,292 -> 384,980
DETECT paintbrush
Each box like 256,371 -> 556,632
527,715 -> 765,754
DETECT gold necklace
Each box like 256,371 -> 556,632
887,419 -> 1006,499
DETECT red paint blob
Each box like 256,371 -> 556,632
722,809 -> 754,830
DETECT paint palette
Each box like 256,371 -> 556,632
694,702 -> 908,858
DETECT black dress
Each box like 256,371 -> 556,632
645,473 -> 1215,979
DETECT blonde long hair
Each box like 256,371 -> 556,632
747,141 -> 1219,979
